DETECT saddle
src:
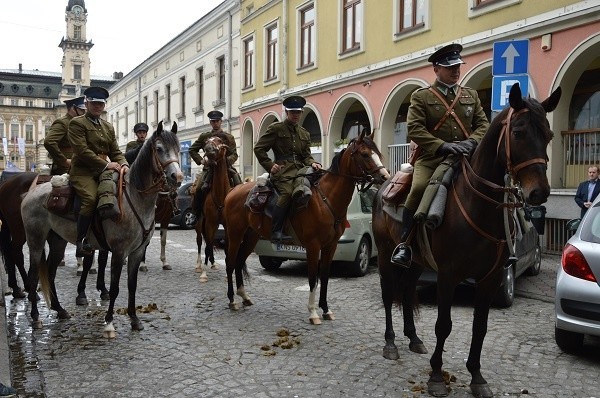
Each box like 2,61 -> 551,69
382,164 -> 413,206
46,174 -> 74,215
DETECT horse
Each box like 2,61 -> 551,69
222,129 -> 390,323
193,136 -> 231,282
373,83 -> 561,398
21,121 -> 182,338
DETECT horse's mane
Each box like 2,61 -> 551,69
129,127 -> 179,190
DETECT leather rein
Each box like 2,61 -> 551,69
451,106 -> 545,283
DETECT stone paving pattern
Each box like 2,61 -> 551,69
2,231 -> 599,397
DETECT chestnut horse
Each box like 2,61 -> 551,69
193,136 -> 231,282
223,130 -> 390,323
373,84 -> 561,398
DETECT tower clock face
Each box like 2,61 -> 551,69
73,5 -> 83,16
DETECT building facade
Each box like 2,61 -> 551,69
0,0 -> 115,172
105,0 -> 242,182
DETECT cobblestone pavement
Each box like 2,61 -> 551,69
2,229 -> 600,398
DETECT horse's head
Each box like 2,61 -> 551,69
203,136 -> 226,164
490,83 -> 561,205
335,129 -> 390,186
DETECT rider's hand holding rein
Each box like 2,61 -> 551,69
106,161 -> 128,173
311,162 -> 322,170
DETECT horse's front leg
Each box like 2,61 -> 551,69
96,250 -> 110,300
194,222 -> 208,281
28,250 -> 43,329
76,253 -> 94,306
160,227 -> 171,270
126,248 -> 146,332
225,238 -> 240,310
235,233 -> 258,307
379,254 -> 399,360
306,248 -> 322,325
403,266 -> 427,354
427,280 -> 457,397
318,248 -> 336,321
45,234 -> 69,319
465,281 -> 497,398
104,254 -> 124,339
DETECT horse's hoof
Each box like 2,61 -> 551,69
103,330 -> 117,339
242,299 -> 253,307
76,269 -> 83,276
427,381 -> 449,397
470,383 -> 493,398
139,265 -> 148,272
100,292 -> 110,301
409,342 -> 428,354
162,264 -> 172,270
32,320 -> 43,330
76,296 -> 89,306
199,275 -> 208,283
383,346 -> 399,361
229,302 -> 239,311
57,309 -> 71,320
89,268 -> 97,274
131,321 -> 145,331
195,266 -> 203,273
11,288 -> 26,299
309,317 -> 322,325
210,264 -> 218,270
59,260 -> 66,267
322,311 -> 335,321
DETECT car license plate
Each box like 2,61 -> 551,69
274,243 -> 306,253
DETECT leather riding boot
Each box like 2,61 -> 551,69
75,214 -> 94,257
391,208 -> 415,268
271,205 -> 292,242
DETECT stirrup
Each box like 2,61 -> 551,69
390,244 -> 411,268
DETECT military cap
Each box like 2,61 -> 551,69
83,86 -> 109,103
207,110 -> 223,120
63,96 -> 86,109
428,43 -> 465,67
133,122 -> 149,133
283,95 -> 306,111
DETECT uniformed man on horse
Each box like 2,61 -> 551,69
68,87 -> 129,257
391,44 -> 489,267
254,95 -> 322,241
124,122 -> 149,163
44,96 -> 86,175
189,110 -> 242,214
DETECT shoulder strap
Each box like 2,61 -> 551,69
428,87 -> 470,139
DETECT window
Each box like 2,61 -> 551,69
398,0 -> 425,32
265,24 -> 278,81
179,77 -> 186,117
10,124 -> 19,143
342,0 -> 362,53
115,111 -> 119,137
124,107 -> 129,135
217,57 -> 226,103
11,99 -> 18,106
243,36 -> 255,88
134,101 -> 139,124
45,101 -> 53,108
74,25 -> 81,40
74,65 -> 82,80
469,0 -> 522,17
165,84 -> 171,121
300,5 -> 315,68
154,90 -> 159,124
25,100 -> 34,107
0,122 -> 4,138
25,125 -> 33,142
143,96 -> 148,123
196,67 -> 204,111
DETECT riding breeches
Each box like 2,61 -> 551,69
69,175 -> 98,217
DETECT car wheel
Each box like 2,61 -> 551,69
259,255 -> 284,271
346,236 -> 371,277
493,264 -> 515,308
525,242 -> 542,276
555,327 -> 584,352
181,209 -> 196,229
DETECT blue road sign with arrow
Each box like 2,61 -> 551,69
492,40 -> 529,75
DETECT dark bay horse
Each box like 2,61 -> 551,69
223,130 -> 390,323
373,84 -> 561,397
22,121 -> 182,338
194,136 -> 231,282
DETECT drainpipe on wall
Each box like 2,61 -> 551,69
281,0 -> 288,94
227,9 -> 233,135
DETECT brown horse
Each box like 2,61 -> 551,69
194,136 -> 231,282
223,130 -> 390,323
373,84 -> 561,398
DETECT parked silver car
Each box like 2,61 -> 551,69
555,197 -> 600,352
253,187 -> 379,277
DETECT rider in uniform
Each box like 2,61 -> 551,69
44,96 -> 86,175
68,87 -> 129,257
391,43 -> 489,267
124,122 -> 149,163
253,95 -> 322,241
189,110 -> 242,214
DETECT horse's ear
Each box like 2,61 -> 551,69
542,86 -> 561,113
358,128 -> 366,142
509,83 -> 525,111
368,129 -> 375,140
157,121 -> 164,134
172,122 -> 178,134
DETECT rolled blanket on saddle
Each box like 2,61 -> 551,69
415,159 -> 455,230
97,170 -> 120,220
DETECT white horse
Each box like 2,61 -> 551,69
22,121 -> 182,338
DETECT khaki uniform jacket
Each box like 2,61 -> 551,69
254,119 -> 316,196
44,114 -> 74,175
126,140 -> 144,152
189,129 -> 239,167
68,114 -> 127,177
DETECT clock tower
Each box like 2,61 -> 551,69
59,0 -> 93,102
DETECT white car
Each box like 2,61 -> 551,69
253,187 -> 379,277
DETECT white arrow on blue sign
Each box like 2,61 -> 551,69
492,40 -> 529,75
491,75 -> 529,111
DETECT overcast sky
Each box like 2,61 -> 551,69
0,0 -> 223,78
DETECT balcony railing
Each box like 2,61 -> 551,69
561,129 -> 600,188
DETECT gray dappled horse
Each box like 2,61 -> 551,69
22,121 -> 182,338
